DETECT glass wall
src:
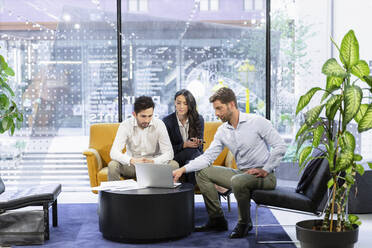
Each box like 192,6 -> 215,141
0,0 -> 267,190
2,0 -> 370,189
118,0 -> 267,121
271,0 -> 372,165
0,0 -> 118,190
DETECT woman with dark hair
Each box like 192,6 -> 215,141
163,89 -> 204,185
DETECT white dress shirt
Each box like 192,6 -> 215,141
110,117 -> 174,165
184,112 -> 287,173
176,114 -> 189,142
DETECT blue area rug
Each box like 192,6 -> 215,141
20,202 -> 296,248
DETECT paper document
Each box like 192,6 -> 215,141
91,179 -> 145,191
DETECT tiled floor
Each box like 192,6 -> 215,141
59,191 -> 372,248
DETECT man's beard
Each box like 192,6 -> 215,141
139,122 -> 149,128
220,109 -> 232,123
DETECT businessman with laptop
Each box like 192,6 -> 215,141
173,87 -> 287,239
108,96 -> 178,181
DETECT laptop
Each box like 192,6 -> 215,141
135,163 -> 181,188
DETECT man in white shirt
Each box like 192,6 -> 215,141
173,87 -> 287,239
108,96 -> 177,180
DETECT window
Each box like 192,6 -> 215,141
200,0 -> 219,11
244,0 -> 264,11
128,0 -> 148,12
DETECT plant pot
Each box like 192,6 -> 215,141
296,219 -> 358,248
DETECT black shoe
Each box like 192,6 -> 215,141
195,217 -> 228,232
229,222 -> 252,239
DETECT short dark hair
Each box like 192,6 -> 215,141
209,87 -> 238,108
134,96 -> 155,114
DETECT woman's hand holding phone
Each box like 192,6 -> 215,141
184,137 -> 204,148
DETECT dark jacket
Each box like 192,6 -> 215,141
296,149 -> 326,194
162,112 -> 204,165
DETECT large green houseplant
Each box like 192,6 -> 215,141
295,30 -> 372,247
0,52 -> 23,135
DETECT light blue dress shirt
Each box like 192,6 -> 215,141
184,112 -> 287,173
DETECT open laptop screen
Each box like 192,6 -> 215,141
135,163 -> 180,188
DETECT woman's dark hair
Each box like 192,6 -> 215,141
175,89 -> 201,138
134,96 -> 155,114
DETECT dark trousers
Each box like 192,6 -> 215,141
174,148 -> 202,185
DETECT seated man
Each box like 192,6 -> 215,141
108,96 -> 177,180
173,87 -> 287,239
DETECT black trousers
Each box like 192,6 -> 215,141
174,148 -> 202,185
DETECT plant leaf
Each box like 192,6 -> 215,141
358,104 -> 372,132
1,117 -> 12,131
9,122 -> 15,136
296,132 -> 313,156
344,85 -> 362,125
340,30 -> 359,69
313,125 -> 325,147
305,105 -> 324,126
345,174 -> 355,184
295,122 -> 309,141
326,94 -> 342,120
353,154 -> 363,161
296,87 -> 322,115
322,58 -> 348,78
368,162 -> 372,169
355,164 -> 365,176
340,131 -> 356,152
4,67 -> 15,77
0,55 -> 8,70
363,75 -> 372,88
350,60 -> 370,81
335,149 -> 354,172
299,146 -> 312,168
354,104 -> 368,123
348,214 -> 361,227
0,93 -> 10,109
327,178 -> 334,188
321,76 -> 343,102
0,81 -> 15,96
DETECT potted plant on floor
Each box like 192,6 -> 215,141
294,30 -> 372,248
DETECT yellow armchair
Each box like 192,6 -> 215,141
83,122 -> 236,193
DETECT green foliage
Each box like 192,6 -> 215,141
358,104 -> 372,132
296,87 -> 322,114
368,162 -> 372,169
295,30 -> 372,232
0,52 -> 23,135
339,30 -> 359,69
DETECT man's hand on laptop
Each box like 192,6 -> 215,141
142,158 -> 154,163
130,157 -> 154,165
173,167 -> 186,182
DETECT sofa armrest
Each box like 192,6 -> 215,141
83,148 -> 103,188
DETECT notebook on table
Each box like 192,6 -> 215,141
135,163 -> 181,188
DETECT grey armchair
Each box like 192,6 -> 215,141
0,176 -> 61,241
251,155 -> 330,244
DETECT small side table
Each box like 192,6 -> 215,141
99,183 -> 194,243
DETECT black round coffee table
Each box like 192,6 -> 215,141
99,183 -> 194,243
